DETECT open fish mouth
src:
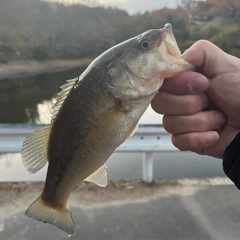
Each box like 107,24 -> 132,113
161,23 -> 182,58
156,23 -> 194,78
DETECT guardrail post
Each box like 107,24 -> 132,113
142,152 -> 153,183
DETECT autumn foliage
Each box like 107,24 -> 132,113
0,0 -> 240,63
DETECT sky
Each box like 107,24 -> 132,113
48,0 -> 179,14
98,0 -> 179,14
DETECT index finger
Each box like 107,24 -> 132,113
182,40 -> 240,77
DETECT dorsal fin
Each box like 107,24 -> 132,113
51,78 -> 78,122
21,125 -> 51,174
84,164 -> 107,187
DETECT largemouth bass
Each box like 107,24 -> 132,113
21,23 -> 193,234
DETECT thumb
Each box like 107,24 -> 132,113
182,40 -> 240,77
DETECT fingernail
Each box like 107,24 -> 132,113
214,112 -> 226,128
190,75 -> 209,93
203,132 -> 219,146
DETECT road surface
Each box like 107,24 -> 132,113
0,178 -> 239,240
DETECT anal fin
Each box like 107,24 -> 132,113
84,164 -> 107,187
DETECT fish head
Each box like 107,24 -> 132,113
108,23 -> 194,99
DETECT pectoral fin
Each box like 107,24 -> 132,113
84,164 -> 107,187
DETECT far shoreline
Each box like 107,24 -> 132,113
0,58 -> 93,80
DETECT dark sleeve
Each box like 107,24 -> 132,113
223,132 -> 240,189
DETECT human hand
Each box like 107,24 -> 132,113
152,40 -> 240,159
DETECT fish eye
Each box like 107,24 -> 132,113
141,40 -> 151,49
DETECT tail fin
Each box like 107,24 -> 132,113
25,196 -> 74,234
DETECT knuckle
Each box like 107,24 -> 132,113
172,133 -> 207,153
197,111 -> 224,131
186,97 -> 200,114
151,97 -> 160,113
186,94 -> 207,115
195,148 -> 207,155
151,92 -> 166,114
197,113 -> 212,131
162,116 -> 173,133
171,135 -> 187,151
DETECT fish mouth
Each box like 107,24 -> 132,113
161,23 -> 181,58
157,23 -> 194,78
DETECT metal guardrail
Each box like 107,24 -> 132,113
0,124 -> 178,182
